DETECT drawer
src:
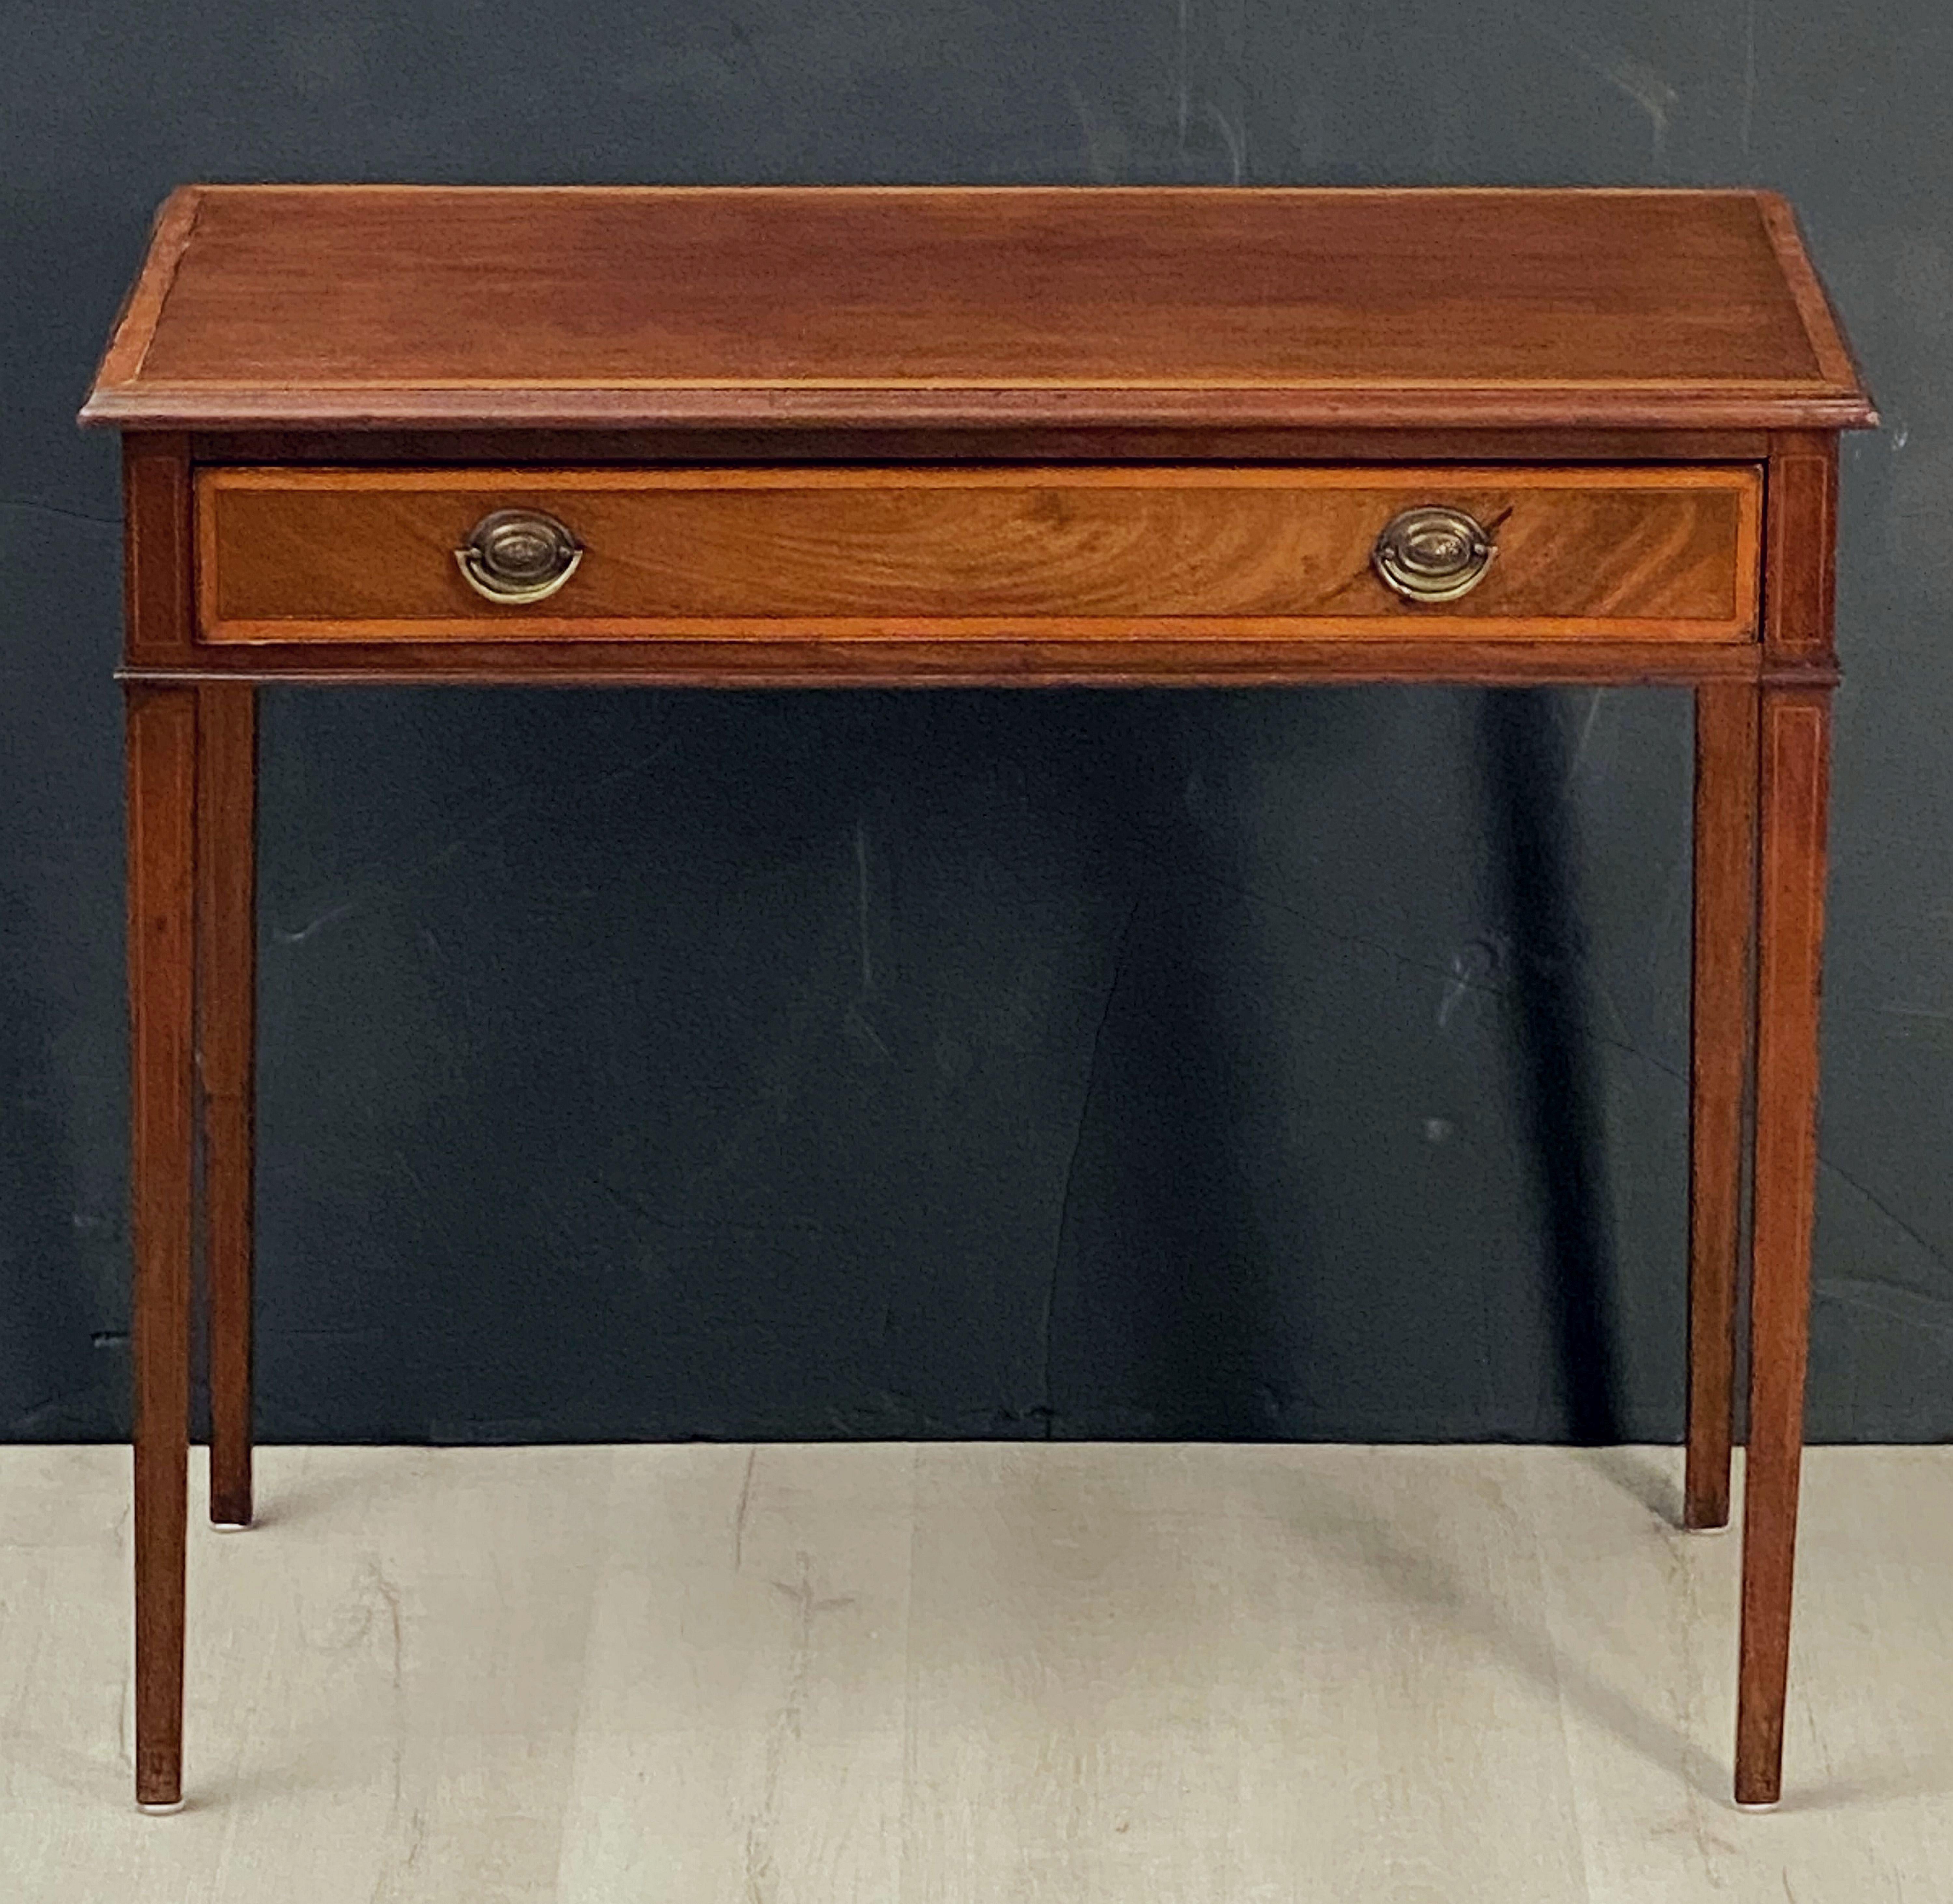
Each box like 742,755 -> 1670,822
196,466 -> 1761,644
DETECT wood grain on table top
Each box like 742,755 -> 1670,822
82,186 -> 1875,433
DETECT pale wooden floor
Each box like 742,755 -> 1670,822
3,1445 -> 1952,1901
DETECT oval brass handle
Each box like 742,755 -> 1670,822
456,509 -> 583,604
1371,506 -> 1494,604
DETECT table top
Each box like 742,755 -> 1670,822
83,185 -> 1873,436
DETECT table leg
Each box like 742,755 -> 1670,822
197,684 -> 256,1530
1685,683 -> 1758,1532
128,684 -> 197,1811
1734,683 -> 1831,1808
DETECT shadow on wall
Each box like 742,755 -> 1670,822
245,682 -> 1640,1445
1040,688 -> 1627,1444
1481,691 -> 1627,1445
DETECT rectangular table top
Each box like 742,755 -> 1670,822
83,185 -> 1873,436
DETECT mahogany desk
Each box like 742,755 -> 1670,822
82,185 -> 1874,1812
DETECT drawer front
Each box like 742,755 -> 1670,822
197,466 -> 1760,644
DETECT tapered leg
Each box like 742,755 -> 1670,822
128,684 -> 197,1811
197,684 -> 256,1530
1734,685 -> 1831,1808
1685,684 -> 1758,1531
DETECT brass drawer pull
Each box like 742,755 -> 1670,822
1372,505 -> 1494,603
456,508 -> 583,603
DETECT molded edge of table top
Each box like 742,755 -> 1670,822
80,185 -> 1877,436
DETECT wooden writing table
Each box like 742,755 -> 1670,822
83,185 -> 1874,1812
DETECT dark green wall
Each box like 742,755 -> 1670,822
4,2 -> 1945,1443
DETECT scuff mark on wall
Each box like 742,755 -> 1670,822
843,818 -> 892,1064
1440,938 -> 1505,1031
1515,5 -> 1680,171
1067,77 -> 1131,184
1,495 -> 118,529
271,742 -> 682,946
276,895 -> 365,946
854,819 -> 874,998
1566,688 -> 1609,783
1820,1275 -> 1953,1335
1821,1156 -> 1952,1276
1040,889 -> 1144,1438
1177,0 -> 1190,148
1204,101 -> 1246,184
1741,0 -> 1758,158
